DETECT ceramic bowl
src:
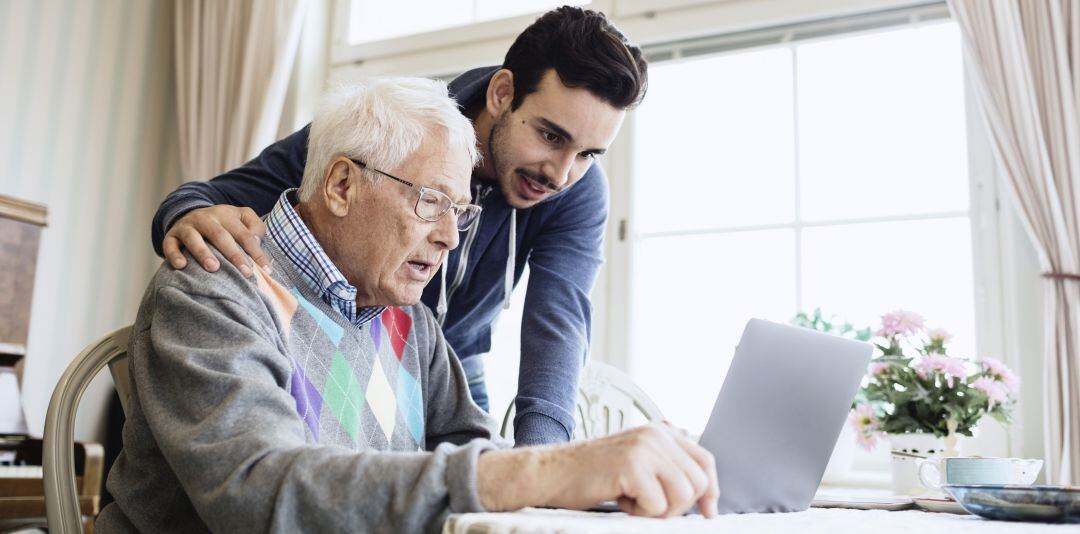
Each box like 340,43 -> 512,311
943,484 -> 1080,523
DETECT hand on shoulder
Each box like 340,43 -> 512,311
163,205 -> 270,277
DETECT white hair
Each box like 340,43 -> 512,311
298,77 -> 480,202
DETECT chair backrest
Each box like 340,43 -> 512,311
500,361 -> 664,440
43,325 -> 132,534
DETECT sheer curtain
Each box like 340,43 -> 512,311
948,0 -> 1080,484
175,0 -> 310,181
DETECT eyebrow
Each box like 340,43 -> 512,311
537,118 -> 607,156
431,180 -> 471,205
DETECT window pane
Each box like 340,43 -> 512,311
629,230 -> 797,432
800,218 -> 977,358
349,0 -> 472,44
633,49 -> 796,234
349,1 -> 587,44
797,23 -> 969,221
475,0 -> 589,22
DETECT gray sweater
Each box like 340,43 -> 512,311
97,239 -> 505,533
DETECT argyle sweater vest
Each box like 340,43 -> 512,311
256,240 -> 428,451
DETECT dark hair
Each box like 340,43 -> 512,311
502,6 -> 648,110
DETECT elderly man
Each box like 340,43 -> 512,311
98,78 -> 717,533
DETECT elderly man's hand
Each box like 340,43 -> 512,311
163,205 -> 270,277
478,422 -> 719,518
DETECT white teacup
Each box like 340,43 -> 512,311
917,457 -> 1043,491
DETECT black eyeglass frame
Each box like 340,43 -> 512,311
348,157 -> 482,231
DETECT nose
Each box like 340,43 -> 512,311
543,151 -> 577,190
431,211 -> 460,250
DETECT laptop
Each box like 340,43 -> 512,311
699,318 -> 872,513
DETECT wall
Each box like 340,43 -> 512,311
0,0 -> 181,441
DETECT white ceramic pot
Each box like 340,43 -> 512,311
888,432 -> 945,496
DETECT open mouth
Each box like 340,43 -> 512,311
405,259 -> 435,280
518,173 -> 548,200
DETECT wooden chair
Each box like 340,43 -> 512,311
43,325 -> 132,534
500,361 -> 665,440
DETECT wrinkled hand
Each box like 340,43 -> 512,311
479,422 -> 719,518
162,205 -> 269,277
555,422 -> 719,517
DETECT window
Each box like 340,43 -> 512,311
626,21 -> 975,441
346,0 -> 588,45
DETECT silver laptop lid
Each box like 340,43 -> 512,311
699,318 -> 872,514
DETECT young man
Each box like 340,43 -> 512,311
151,7 -> 647,446
100,78 -> 716,533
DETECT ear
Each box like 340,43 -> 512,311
485,69 -> 515,117
322,157 -> 357,218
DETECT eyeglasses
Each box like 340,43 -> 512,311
349,158 -> 482,231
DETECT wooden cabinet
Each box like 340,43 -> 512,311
0,195 -> 48,359
0,195 -> 47,437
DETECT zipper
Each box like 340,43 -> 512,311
441,183 -> 492,323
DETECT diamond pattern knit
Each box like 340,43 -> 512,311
250,241 -> 427,452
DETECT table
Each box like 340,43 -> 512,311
444,507 -> 1077,533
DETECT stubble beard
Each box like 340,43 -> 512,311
487,111 -> 530,209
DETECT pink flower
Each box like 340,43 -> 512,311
875,309 -> 925,338
916,353 -> 968,387
848,404 -> 879,451
869,362 -> 891,376
927,328 -> 952,343
981,357 -> 1020,393
973,376 -> 1009,409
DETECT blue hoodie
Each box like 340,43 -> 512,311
151,67 -> 609,446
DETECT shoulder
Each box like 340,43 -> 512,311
545,163 -> 609,215
149,248 -> 256,300
529,163 -> 609,235
448,66 -> 499,107
142,246 -> 279,332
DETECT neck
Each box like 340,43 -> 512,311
296,202 -> 342,274
296,202 -> 376,306
468,105 -> 497,180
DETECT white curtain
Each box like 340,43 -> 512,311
948,0 -> 1080,484
175,0 -> 310,181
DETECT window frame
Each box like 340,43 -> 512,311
327,0 -> 1042,467
601,12 -> 1015,474
331,0 -> 603,75
329,0 -> 938,77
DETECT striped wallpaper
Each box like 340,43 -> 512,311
0,0 -> 180,440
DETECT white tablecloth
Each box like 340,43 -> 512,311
443,507 -> 1076,534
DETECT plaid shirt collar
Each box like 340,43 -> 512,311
266,189 -> 385,328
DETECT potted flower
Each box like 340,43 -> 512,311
848,310 -> 1019,455
794,308 -> 1021,494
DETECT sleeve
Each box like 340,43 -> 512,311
150,125 -> 312,257
417,305 -> 511,450
513,166 -> 609,446
136,284 -> 498,533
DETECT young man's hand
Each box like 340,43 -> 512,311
478,422 -> 719,518
163,205 -> 270,277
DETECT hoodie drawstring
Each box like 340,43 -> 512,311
437,255 -> 449,324
438,204 -> 516,325
503,208 -> 516,310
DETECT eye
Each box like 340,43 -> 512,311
420,191 -> 440,205
579,152 -> 597,160
540,130 -> 561,144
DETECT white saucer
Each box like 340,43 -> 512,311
912,496 -> 969,515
